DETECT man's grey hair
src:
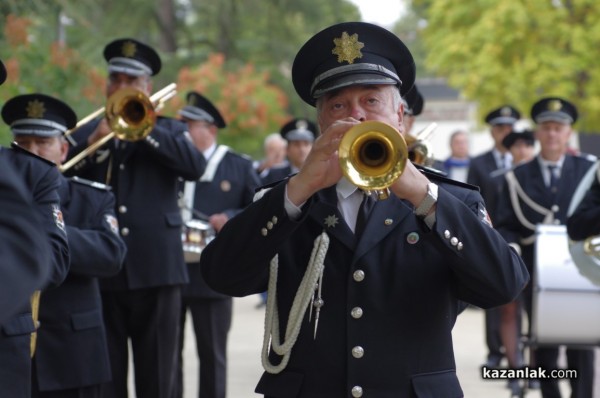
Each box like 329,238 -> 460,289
263,132 -> 287,149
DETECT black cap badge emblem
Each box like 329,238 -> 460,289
332,32 -> 364,64
548,100 -> 562,111
121,41 -> 137,57
26,100 -> 46,118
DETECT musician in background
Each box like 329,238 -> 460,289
65,38 -> 206,398
468,105 -> 520,369
401,84 -> 423,135
442,130 -> 470,182
260,118 -> 317,185
176,92 -> 260,398
491,129 -> 536,395
0,59 -> 54,325
495,97 -> 595,398
254,132 -> 288,181
4,93 -> 128,398
0,104 -> 71,397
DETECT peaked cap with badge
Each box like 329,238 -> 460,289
292,21 -> 416,106
103,38 -> 161,76
531,97 -> 578,125
485,105 -> 521,126
279,118 -> 317,142
403,84 -> 424,116
0,59 -> 6,85
178,91 -> 226,128
2,93 -> 77,138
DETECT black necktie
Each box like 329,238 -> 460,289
547,165 -> 559,194
355,192 -> 375,238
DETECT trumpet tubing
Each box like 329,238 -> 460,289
338,121 -> 408,199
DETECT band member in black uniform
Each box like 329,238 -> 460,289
467,105 -> 520,368
64,39 -> 206,398
4,93 -> 128,398
0,59 -> 53,324
568,165 -> 600,241
0,102 -> 70,397
495,97 -> 595,398
200,22 -> 529,397
260,118 -> 317,185
175,91 -> 261,398
401,83 -> 423,135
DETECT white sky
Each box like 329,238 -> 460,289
348,0 -> 406,27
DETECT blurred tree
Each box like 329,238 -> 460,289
163,53 -> 291,158
0,0 -> 362,151
416,0 -> 600,130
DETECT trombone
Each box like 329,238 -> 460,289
59,83 -> 177,173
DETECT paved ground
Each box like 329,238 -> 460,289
133,295 -> 598,397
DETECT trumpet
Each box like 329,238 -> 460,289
59,83 -> 177,173
338,121 -> 408,200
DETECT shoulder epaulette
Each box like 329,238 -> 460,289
10,142 -> 56,166
69,176 -> 112,191
416,164 -> 480,192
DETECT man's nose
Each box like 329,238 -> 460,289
349,106 -> 366,121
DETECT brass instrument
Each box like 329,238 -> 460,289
338,121 -> 408,200
59,83 -> 177,173
405,122 -> 437,166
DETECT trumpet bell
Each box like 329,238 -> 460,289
106,87 -> 156,141
339,121 -> 408,198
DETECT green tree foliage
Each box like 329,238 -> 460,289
0,0 -> 361,151
416,0 -> 600,130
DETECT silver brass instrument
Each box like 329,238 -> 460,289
338,121 -> 408,200
59,83 -> 177,173
182,219 -> 215,263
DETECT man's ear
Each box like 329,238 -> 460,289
60,139 -> 69,163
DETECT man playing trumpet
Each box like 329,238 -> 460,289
200,22 -> 528,397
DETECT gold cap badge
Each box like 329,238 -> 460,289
332,32 -> 364,64
26,100 -> 46,118
548,100 -> 562,111
121,41 -> 137,58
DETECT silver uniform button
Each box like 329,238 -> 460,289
352,346 -> 364,358
450,237 -> 458,246
444,230 -> 451,239
267,221 -> 273,230
353,270 -> 365,282
119,164 -> 125,170
261,228 -> 268,236
121,227 -> 130,236
457,242 -> 464,251
351,307 -> 363,319
352,386 -> 363,397
272,216 -> 278,224
118,205 -> 127,214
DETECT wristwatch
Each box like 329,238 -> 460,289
415,182 -> 438,218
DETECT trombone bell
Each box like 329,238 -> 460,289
105,87 -> 156,141
339,121 -> 408,199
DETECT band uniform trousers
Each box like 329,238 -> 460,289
467,150 -> 506,365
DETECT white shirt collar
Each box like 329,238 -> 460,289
336,177 -> 358,199
203,143 -> 217,160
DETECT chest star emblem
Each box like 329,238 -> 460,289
324,214 -> 339,228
